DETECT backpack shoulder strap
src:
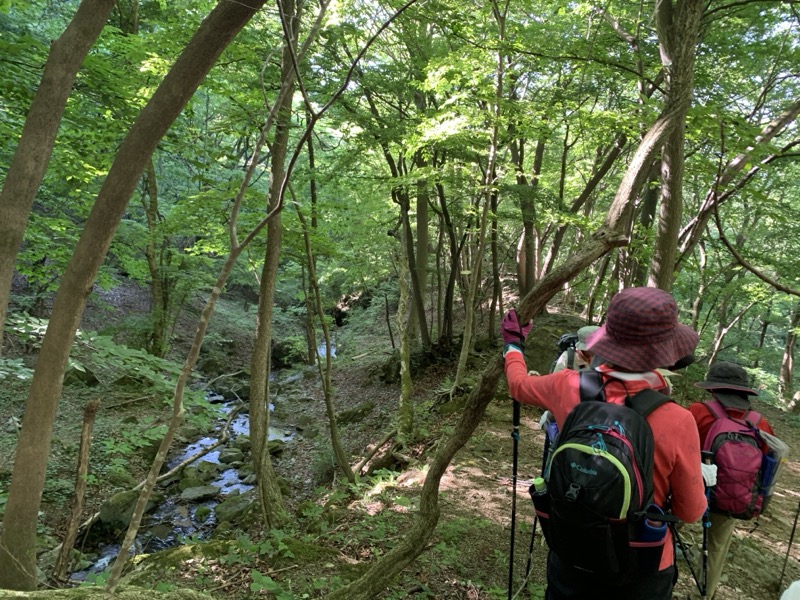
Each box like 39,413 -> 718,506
744,410 -> 762,427
628,388 -> 673,418
579,370 -> 605,403
704,399 -> 761,426
702,399 -> 727,420
567,347 -> 575,370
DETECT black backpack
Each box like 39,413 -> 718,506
550,332 -> 580,372
532,371 -> 674,580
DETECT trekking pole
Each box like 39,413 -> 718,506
508,400 -> 521,600
779,497 -> 800,593
672,524 -> 703,593
700,450 -> 714,600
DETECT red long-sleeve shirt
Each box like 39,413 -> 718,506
505,350 -> 707,571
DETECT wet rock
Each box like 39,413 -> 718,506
195,505 -> 212,522
99,490 -> 160,528
196,460 -> 219,481
219,447 -> 245,464
215,493 -> 254,524
232,435 -> 251,452
178,476 -> 206,492
180,485 -> 220,502
268,439 -> 286,455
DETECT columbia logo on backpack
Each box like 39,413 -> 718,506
530,370 -> 677,581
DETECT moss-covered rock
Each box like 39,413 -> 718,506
180,485 -> 220,501
335,402 -> 374,425
98,490 -> 159,528
214,493 -> 254,524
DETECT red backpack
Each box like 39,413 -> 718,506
702,400 -> 765,519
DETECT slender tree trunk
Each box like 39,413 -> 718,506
435,182 -> 461,348
0,0 -> 267,589
142,159 -> 171,357
487,191 -> 500,340
295,207 -> 356,482
249,0 -> 299,529
707,301 -> 756,366
753,299 -> 772,368
0,0 -> 114,356
453,1 -> 505,391
779,301 -> 800,402
690,242 -> 707,330
53,398 -> 100,581
396,223 -> 415,439
409,155 -> 429,342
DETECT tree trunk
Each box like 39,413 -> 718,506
453,2 -> 505,391
0,0 -> 267,589
648,0 -> 704,291
0,0 -> 114,356
410,155 -> 429,342
142,159 -> 172,357
295,207 -> 356,482
779,301 -> 800,402
249,0 -> 299,529
396,224 -> 415,439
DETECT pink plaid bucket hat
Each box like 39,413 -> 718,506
585,287 -> 699,372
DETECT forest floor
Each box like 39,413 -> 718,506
2,285 -> 800,599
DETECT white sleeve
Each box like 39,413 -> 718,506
552,351 -> 568,373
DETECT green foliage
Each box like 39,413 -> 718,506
250,571 -> 295,599
221,531 -> 296,566
0,357 -> 33,381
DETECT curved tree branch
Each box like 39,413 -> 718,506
713,203 -> 800,297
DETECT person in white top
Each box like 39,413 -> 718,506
551,325 -> 599,372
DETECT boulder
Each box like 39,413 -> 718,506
99,491 -> 158,529
214,493 -> 254,524
180,486 -> 220,502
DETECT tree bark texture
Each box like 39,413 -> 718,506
53,398 -> 100,582
0,0 -> 267,590
0,0 -> 114,356
648,0 -> 704,291
250,0 -> 298,529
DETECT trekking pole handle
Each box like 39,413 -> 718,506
701,451 -> 714,465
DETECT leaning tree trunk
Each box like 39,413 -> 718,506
0,0 -> 114,355
0,0 -> 267,590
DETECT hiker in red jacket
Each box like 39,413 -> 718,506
502,287 -> 707,600
688,361 -> 775,599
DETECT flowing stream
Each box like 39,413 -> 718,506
71,394 -> 296,580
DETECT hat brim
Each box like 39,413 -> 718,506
694,381 -> 759,396
585,322 -> 699,372
575,342 -> 588,351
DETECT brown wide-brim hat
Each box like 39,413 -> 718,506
695,361 -> 759,395
585,287 -> 699,372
